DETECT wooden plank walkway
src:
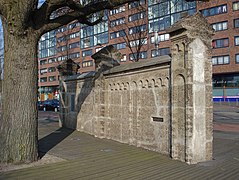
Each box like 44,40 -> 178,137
0,111 -> 239,180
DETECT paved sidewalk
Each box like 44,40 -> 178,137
0,108 -> 239,180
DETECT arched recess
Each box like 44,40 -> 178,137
172,74 -> 186,162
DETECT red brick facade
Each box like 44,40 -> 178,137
38,0 -> 239,100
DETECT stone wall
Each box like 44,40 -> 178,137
61,57 -> 171,154
60,13 -> 214,164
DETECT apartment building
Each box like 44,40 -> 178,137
198,0 -> 239,101
38,0 -> 239,101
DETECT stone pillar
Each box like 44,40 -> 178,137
167,12 -> 214,164
57,59 -> 80,128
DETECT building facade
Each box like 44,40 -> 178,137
198,0 -> 239,101
38,0 -> 239,101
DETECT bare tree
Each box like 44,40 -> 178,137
109,3 -> 148,62
0,0 -> 142,164
125,4 -> 148,62
57,21 -> 83,62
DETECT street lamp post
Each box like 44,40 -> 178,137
154,31 -> 160,57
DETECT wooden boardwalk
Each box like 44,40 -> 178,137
0,110 -> 239,180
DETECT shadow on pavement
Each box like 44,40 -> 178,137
38,127 -> 74,159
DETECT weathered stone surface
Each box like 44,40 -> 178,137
60,13 -> 213,165
61,57 -> 171,155
92,45 -> 120,78
57,59 -> 80,76
168,12 -> 213,164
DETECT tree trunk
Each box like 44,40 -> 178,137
0,24 -> 38,163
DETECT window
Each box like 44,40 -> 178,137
235,36 -> 239,46
40,77 -> 47,82
109,6 -> 125,15
82,61 -> 93,67
212,21 -> 228,31
48,58 -> 56,63
81,37 -> 94,48
69,32 -> 80,39
40,68 -> 47,74
38,30 -> 56,58
48,67 -> 56,73
48,47 -> 56,57
130,38 -> 147,47
113,42 -> 126,50
69,42 -> 80,49
149,16 -> 171,32
57,55 -> 67,61
93,32 -> 108,46
129,0 -> 145,9
213,74 -> 239,88
94,22 -> 108,34
129,24 -> 146,35
79,11 -> 108,49
82,49 -> 92,57
148,1 -> 170,19
201,4 -> 227,17
49,76 -> 56,82
129,11 -> 146,22
234,18 -> 239,28
40,60 -> 47,65
110,30 -> 125,39
110,18 -> 125,27
69,52 -> 80,59
151,48 -> 170,57
129,51 -> 147,61
57,26 -> 67,33
58,45 -> 67,52
236,54 -> 239,63
212,38 -> 229,48
81,26 -> 94,38
151,33 -> 170,44
212,55 -> 230,65
233,2 -> 239,11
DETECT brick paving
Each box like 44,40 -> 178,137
0,107 -> 239,180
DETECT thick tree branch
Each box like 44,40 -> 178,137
35,0 -> 139,35
38,10 -> 104,35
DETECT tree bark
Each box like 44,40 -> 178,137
0,21 -> 38,163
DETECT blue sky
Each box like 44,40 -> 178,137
38,0 -> 45,8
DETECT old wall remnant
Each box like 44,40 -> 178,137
167,12 -> 214,164
59,13 -> 214,164
61,56 -> 171,154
